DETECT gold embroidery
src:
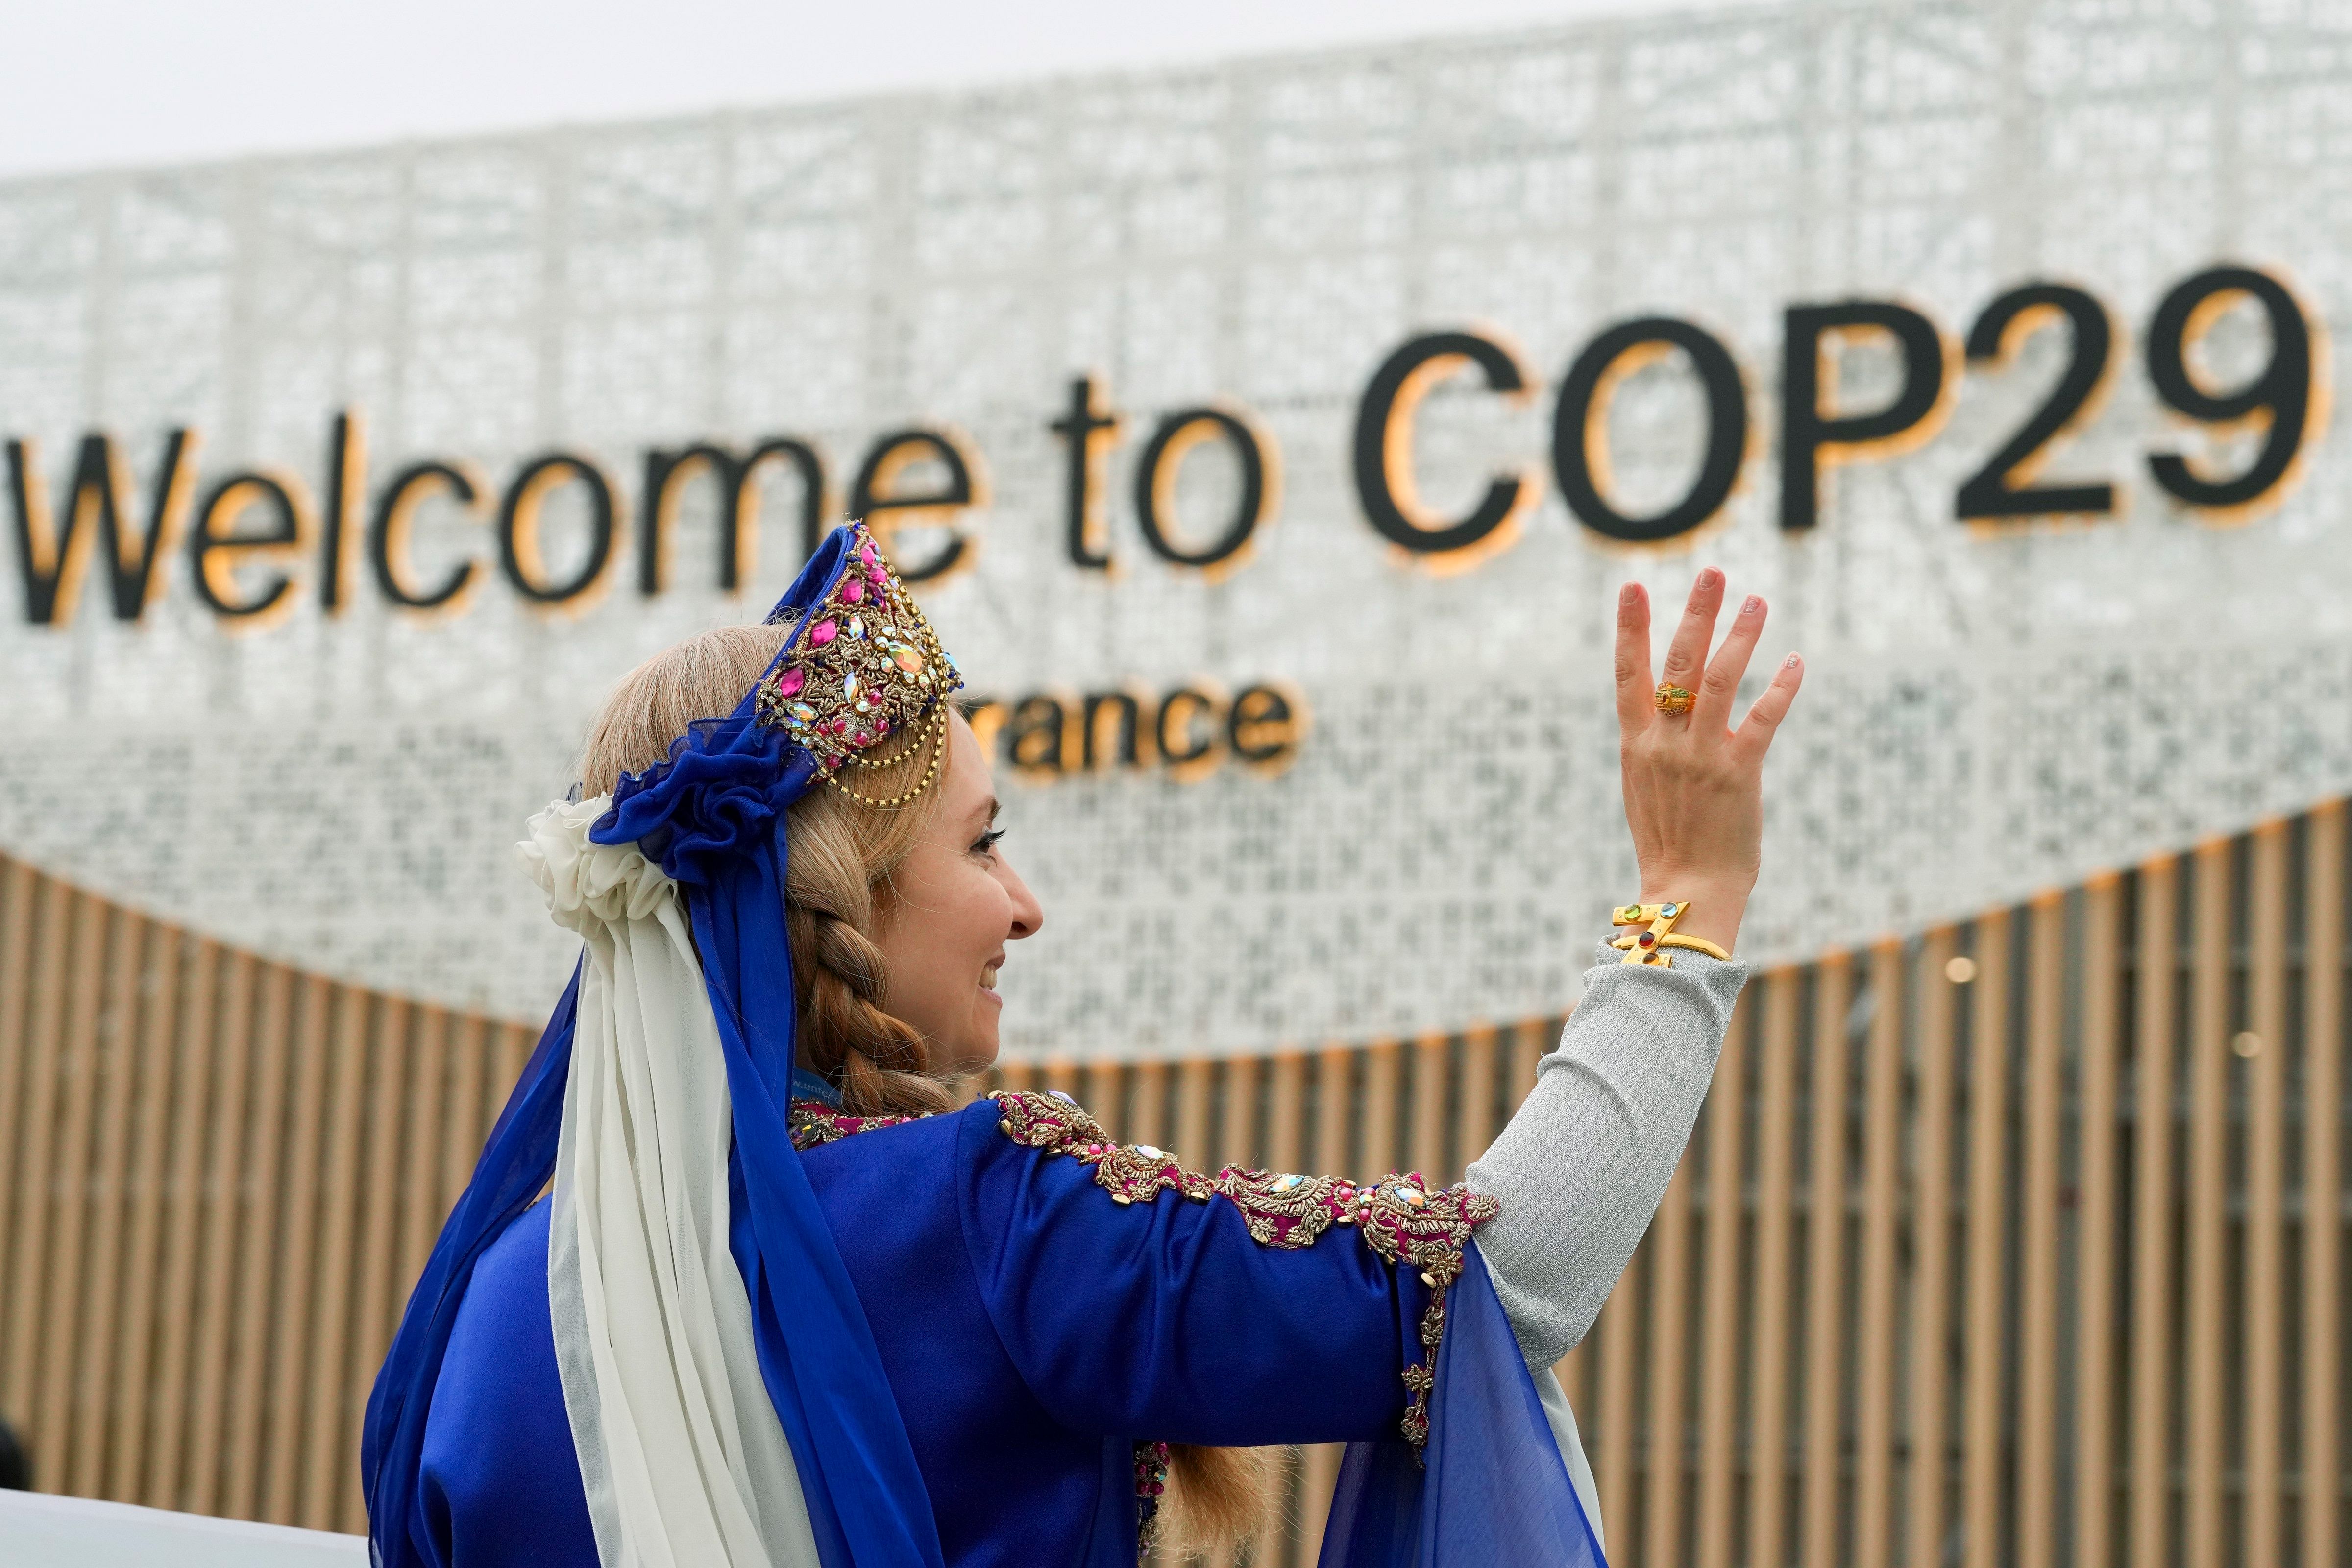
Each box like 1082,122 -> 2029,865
786,1100 -> 920,1150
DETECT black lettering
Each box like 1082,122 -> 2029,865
639,437 -> 825,595
1553,318 -> 1747,544
7,429 -> 200,626
371,460 -> 487,613
1051,377 -> 1121,571
1133,408 -> 1274,572
1155,685 -> 1226,779
189,469 -> 315,623
2145,265 -> 2322,518
1227,684 -> 1306,772
499,453 -> 620,608
1956,283 -> 2117,522
320,410 -> 367,614
1081,689 -> 1145,770
1006,694 -> 1068,777
1780,300 -> 1952,531
1353,330 -> 1537,563
850,429 -> 984,582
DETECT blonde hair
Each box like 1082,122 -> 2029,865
579,622 -> 1274,1555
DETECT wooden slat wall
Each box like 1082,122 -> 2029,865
0,859 -> 531,1535
4,808 -> 2352,1566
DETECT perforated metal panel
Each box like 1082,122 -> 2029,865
2,0 -> 2350,1055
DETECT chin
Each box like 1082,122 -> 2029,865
961,1033 -> 1002,1077
966,1027 -> 1003,1077
933,1022 -> 1000,1080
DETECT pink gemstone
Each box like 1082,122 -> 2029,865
810,620 -> 837,647
859,542 -> 879,565
842,578 -> 865,604
775,667 -> 804,698
852,731 -> 869,747
868,568 -> 888,588
828,755 -> 844,769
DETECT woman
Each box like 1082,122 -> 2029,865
362,522 -> 1801,1568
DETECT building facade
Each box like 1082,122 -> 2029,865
5,0 -> 2352,1055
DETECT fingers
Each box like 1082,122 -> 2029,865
1693,592 -> 1767,729
1655,568 -> 1724,713
1732,651 -> 1805,764
1613,582 -> 1654,735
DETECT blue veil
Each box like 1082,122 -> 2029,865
1321,1246 -> 1609,1568
362,526 -> 943,1568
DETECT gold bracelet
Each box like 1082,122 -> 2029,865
1610,899 -> 1689,966
1610,931 -> 1734,963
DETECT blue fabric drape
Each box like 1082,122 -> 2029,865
361,967 -> 580,1566
1319,1245 -> 1608,1568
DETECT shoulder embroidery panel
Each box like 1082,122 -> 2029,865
987,1088 -> 1498,1457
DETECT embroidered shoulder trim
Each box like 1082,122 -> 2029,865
988,1089 -> 1496,1455
787,1099 -> 923,1150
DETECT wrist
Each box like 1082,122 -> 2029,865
1631,878 -> 1749,954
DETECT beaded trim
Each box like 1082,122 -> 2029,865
754,520 -> 963,808
786,1100 -> 922,1149
988,1089 -> 1496,1456
1132,1440 -> 1170,1556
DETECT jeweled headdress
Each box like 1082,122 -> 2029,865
753,520 -> 963,807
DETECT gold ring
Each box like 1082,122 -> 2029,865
1653,684 -> 1695,716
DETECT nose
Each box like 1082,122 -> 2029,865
1001,855 -> 1044,941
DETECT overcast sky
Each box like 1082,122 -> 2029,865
0,0 -> 1764,179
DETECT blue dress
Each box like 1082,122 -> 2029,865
419,1092 -> 1524,1568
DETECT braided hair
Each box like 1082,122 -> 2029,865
781,779 -> 959,1116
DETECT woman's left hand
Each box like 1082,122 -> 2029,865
1612,569 -> 1804,955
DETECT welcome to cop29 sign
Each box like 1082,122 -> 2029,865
4,259 -> 2326,782
7,0 -> 2346,1049
11,260 -> 2323,614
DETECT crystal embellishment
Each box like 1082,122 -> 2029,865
751,521 -> 964,791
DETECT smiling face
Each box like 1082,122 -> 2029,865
870,710 -> 1044,1075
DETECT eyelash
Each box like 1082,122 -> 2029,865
973,828 -> 1006,856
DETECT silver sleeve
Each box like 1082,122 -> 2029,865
1463,945 -> 1748,1369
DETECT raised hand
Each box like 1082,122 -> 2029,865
1612,569 -> 1803,956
